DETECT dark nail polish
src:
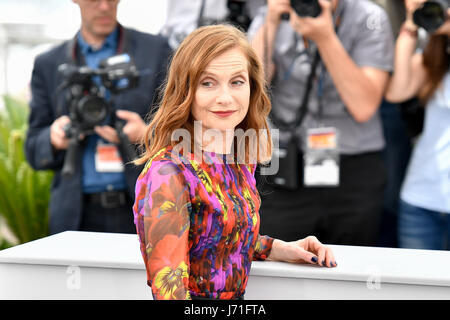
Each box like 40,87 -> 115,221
322,260 -> 326,266
311,257 -> 318,263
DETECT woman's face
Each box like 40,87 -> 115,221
191,47 -> 250,135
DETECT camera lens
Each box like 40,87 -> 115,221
413,1 -> 447,32
290,0 -> 322,18
77,95 -> 108,127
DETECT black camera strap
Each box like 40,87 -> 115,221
197,0 -> 207,27
267,2 -> 345,133
270,49 -> 320,133
67,24 -> 127,66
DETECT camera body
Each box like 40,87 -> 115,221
413,0 -> 449,32
198,0 -> 251,31
59,53 -> 139,138
290,0 -> 322,18
57,53 -> 140,176
281,0 -> 322,20
227,0 -> 251,31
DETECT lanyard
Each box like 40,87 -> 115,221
273,2 -> 345,131
314,10 -> 344,125
316,66 -> 326,125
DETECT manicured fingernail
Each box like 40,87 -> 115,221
311,257 -> 318,263
334,261 -> 337,266
322,260 -> 326,266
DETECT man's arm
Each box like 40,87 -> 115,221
290,0 -> 391,123
250,0 -> 291,82
314,33 -> 390,122
25,55 -> 66,170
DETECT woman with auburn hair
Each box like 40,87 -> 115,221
133,24 -> 336,300
136,22 -> 273,166
386,0 -> 450,250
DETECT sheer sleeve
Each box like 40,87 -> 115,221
243,164 -> 274,261
134,159 -> 191,300
253,234 -> 274,261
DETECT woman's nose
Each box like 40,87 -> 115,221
216,86 -> 233,105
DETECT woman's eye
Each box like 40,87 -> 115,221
201,81 -> 213,87
232,79 -> 245,86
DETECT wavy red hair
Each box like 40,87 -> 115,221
134,24 -> 272,165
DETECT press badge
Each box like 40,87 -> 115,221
95,142 -> 124,172
304,127 -> 340,187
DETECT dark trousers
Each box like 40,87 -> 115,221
256,151 -> 386,246
80,191 -> 136,234
378,100 -> 412,248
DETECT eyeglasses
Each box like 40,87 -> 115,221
82,0 -> 119,7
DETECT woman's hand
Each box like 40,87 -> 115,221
404,0 -> 427,29
385,0 -> 429,102
268,236 -> 337,267
405,0 -> 427,17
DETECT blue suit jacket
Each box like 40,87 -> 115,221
25,25 -> 172,234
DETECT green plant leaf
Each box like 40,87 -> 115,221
0,95 -> 51,245
3,95 -> 29,129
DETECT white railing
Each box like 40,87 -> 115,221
0,231 -> 449,299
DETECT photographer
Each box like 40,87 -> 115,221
25,0 -> 171,234
248,0 -> 394,246
386,0 -> 450,250
160,0 -> 266,49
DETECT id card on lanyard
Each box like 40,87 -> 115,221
303,67 -> 340,187
95,141 -> 124,172
304,127 -> 339,186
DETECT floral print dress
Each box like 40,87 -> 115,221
133,146 -> 274,300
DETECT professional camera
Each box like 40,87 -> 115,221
227,0 -> 251,31
57,53 -> 140,177
290,0 -> 322,17
413,0 -> 449,32
282,0 -> 322,20
198,0 -> 251,31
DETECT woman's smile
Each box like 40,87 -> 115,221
211,110 -> 237,118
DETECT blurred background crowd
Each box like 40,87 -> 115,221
0,0 -> 448,252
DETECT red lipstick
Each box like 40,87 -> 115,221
212,111 -> 236,118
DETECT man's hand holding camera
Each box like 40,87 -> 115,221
94,110 -> 146,145
290,0 -> 388,123
51,110 -> 146,150
266,0 -> 291,26
403,0 -> 426,31
50,116 -> 71,150
254,0 -> 390,123
289,0 -> 335,44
